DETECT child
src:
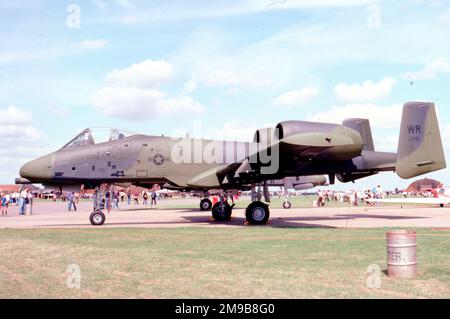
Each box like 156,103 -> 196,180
1,193 -> 8,216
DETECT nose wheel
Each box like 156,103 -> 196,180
90,211 -> 106,226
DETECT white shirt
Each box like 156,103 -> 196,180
20,190 -> 28,198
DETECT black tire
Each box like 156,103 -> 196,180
211,202 -> 232,221
200,198 -> 212,211
283,201 -> 292,209
440,204 -> 445,208
246,201 -> 270,225
90,211 -> 105,226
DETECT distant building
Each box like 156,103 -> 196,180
406,178 -> 443,193
0,185 -> 22,193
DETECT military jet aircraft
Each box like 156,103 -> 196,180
17,102 -> 446,226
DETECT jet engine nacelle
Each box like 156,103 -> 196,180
274,120 -> 364,160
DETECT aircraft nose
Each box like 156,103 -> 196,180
20,154 -> 54,181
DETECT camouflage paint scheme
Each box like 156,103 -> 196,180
18,102 -> 446,192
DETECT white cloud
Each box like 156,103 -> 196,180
0,105 -> 32,125
334,77 -> 396,101
0,105 -> 48,183
91,60 -> 203,120
403,58 -> 450,81
105,59 -> 172,89
91,86 -> 164,118
71,39 -> 109,50
307,103 -> 403,128
272,86 -> 318,106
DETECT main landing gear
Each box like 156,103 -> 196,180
210,183 -> 272,225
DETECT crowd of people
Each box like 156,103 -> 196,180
1,187 -> 162,216
0,188 -> 34,216
316,185 -> 386,207
92,188 -> 159,212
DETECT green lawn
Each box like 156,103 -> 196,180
0,228 -> 449,299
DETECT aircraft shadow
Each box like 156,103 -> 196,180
37,213 -> 428,229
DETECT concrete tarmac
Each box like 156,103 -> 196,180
0,198 -> 449,229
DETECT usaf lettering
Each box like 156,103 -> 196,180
175,303 -> 209,317
407,124 -> 422,135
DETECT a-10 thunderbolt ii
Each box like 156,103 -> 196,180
17,102 -> 446,226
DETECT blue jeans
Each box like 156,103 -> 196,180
68,201 -> 76,211
18,198 -> 25,215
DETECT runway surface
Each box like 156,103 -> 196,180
1,197 -> 449,229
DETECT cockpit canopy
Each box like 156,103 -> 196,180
62,128 -> 136,149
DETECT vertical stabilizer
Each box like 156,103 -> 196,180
396,102 -> 446,179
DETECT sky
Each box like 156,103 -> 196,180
1,0 -> 450,190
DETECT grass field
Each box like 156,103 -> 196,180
0,227 -> 449,299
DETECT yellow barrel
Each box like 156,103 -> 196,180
386,230 -> 417,278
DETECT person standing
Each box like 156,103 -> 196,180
127,190 -> 131,205
1,193 -> 8,216
105,190 -> 111,210
142,190 -> 148,206
68,192 -> 77,211
19,188 -> 28,215
133,191 -> 139,205
151,191 -> 157,207
113,191 -> 119,210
